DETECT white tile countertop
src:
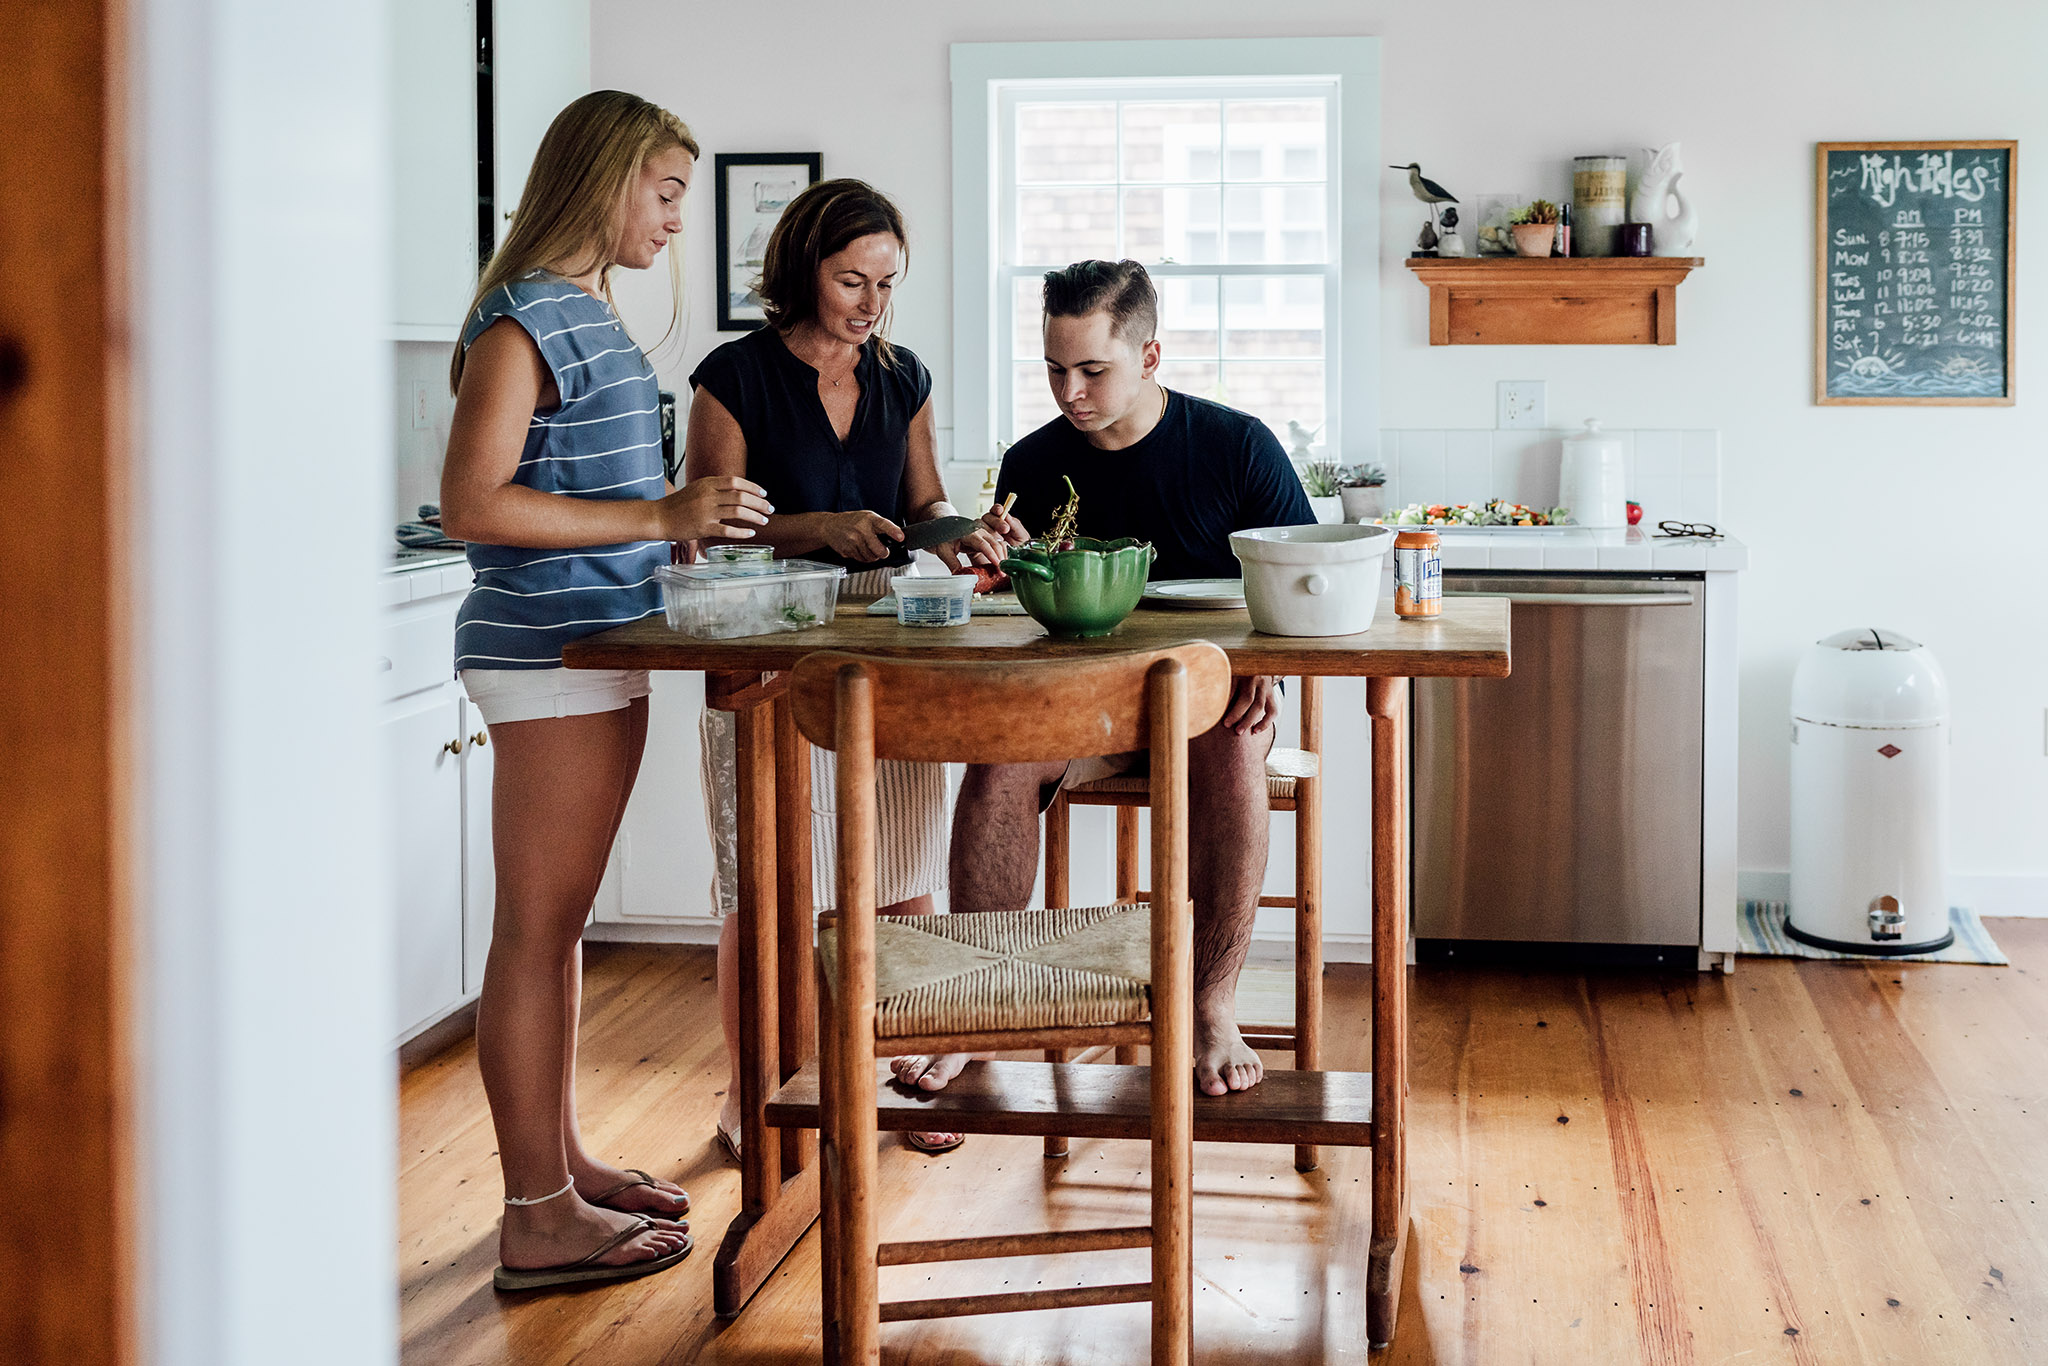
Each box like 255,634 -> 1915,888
1377,526 -> 1749,574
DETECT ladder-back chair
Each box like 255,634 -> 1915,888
791,643 -> 1232,1366
1044,675 -> 1326,1172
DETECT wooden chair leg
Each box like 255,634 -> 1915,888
816,956 -> 843,1361
1114,805 -> 1141,901
1149,661 -> 1194,1366
1115,805 -> 1144,1066
1043,1047 -> 1072,1158
1293,773 -> 1323,1174
1045,792 -> 1071,910
832,670 -> 882,1365
1044,797 -> 1074,1156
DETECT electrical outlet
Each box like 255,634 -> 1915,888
1497,380 -> 1547,430
412,381 -> 431,430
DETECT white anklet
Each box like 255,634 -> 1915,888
503,1177 -> 576,1207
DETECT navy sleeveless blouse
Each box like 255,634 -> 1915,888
689,328 -> 932,570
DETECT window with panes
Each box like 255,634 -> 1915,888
996,82 -> 1338,451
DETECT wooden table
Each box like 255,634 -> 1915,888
565,594 -> 1510,1349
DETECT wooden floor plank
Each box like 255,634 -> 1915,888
400,928 -> 2048,1364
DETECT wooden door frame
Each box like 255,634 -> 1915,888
0,0 -> 135,1361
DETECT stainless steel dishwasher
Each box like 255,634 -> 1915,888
1414,573 -> 1705,965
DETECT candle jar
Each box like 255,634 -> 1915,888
1572,155 -> 1628,257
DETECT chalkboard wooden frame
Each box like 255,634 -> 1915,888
1815,141 -> 2016,406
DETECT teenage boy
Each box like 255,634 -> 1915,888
894,258 -> 1314,1098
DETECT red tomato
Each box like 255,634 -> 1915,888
955,564 -> 1010,594
1626,501 -> 1643,526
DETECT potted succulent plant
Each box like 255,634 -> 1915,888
1337,462 -> 1388,522
1510,199 -> 1560,257
1298,457 -> 1344,524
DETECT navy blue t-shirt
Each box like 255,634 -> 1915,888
689,327 -> 932,569
995,389 -> 1315,581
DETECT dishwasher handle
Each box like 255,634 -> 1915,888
1443,590 -> 1696,607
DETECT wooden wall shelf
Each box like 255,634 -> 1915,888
1404,256 -> 1704,346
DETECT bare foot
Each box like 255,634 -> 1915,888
890,1052 -> 982,1092
572,1156 -> 689,1218
1193,1011 -> 1265,1096
499,1197 -> 689,1272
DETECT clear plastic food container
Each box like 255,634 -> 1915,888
893,573 -> 975,627
655,559 -> 846,639
704,544 -> 774,564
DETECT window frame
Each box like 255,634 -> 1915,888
994,79 -> 1339,449
951,37 -> 1381,470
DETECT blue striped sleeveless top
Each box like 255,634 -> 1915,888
453,273 -> 668,671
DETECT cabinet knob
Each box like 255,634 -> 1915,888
442,737 -> 464,756
470,730 -> 488,748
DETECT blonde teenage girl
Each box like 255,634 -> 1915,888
439,89 -> 771,1291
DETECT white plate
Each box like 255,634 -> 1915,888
1141,578 -> 1246,610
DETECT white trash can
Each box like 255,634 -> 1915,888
1787,628 -> 1952,955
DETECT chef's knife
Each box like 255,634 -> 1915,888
898,515 -> 982,552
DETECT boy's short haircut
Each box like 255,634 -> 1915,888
1041,259 -> 1158,345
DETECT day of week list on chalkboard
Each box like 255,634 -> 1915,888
1817,142 -> 2015,405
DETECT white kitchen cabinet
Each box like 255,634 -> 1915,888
391,0 -> 477,339
383,560 -> 493,1042
386,688 -> 466,1037
493,0 -> 591,229
459,696 -> 496,994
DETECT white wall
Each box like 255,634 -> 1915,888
138,0 -> 397,1361
596,0 -> 2048,895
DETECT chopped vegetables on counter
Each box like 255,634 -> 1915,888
1380,499 -> 1571,527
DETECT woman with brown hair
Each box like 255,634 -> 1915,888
686,178 -> 1022,1157
439,90 -> 772,1291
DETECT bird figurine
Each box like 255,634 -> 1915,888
1391,162 -> 1459,207
1285,420 -> 1324,461
1435,205 -> 1467,257
1391,162 -> 1458,258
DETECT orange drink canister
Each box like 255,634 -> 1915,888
1393,529 -> 1442,618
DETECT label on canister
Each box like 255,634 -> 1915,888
1393,532 -> 1442,618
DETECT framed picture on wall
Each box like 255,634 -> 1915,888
715,153 -> 822,331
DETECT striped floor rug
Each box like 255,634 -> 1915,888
1738,901 -> 2007,965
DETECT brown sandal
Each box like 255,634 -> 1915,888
492,1217 -> 692,1292
584,1167 -> 690,1218
904,1131 -> 966,1156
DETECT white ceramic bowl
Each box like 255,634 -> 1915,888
1229,523 -> 1394,637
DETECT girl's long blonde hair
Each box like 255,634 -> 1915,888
449,90 -> 699,394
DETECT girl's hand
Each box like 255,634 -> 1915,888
822,510 -> 904,563
656,475 -> 773,543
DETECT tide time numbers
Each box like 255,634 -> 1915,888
1829,205 -> 2000,351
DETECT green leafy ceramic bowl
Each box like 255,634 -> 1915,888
1001,537 -> 1156,638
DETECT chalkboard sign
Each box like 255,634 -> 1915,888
1816,141 -> 2016,405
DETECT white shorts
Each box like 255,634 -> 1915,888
459,666 -> 651,727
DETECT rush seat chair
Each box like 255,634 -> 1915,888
791,643 -> 1231,1366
